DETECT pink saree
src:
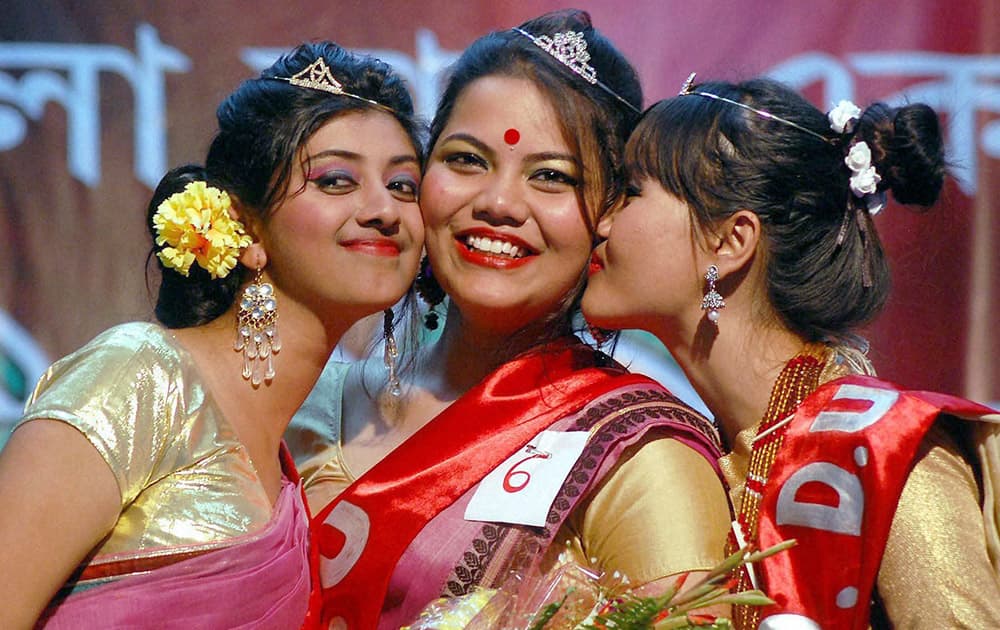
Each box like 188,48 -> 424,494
37,476 -> 313,629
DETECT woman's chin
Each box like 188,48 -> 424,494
580,292 -> 612,328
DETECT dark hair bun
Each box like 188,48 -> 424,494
857,102 -> 945,207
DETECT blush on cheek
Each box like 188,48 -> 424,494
416,182 -> 455,223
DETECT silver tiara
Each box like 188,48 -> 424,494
273,57 -> 385,109
513,28 -> 640,114
679,73 -> 832,144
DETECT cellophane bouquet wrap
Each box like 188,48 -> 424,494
402,541 -> 793,629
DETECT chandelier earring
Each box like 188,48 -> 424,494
383,307 -> 402,398
234,267 -> 280,386
701,264 -> 726,325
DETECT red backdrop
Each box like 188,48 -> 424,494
2,1 -> 997,430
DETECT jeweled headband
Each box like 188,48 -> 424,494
679,73 -> 833,145
271,57 -> 392,111
513,27 -> 641,115
680,73 -> 887,286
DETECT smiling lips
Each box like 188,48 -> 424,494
456,231 -> 534,269
342,238 -> 401,257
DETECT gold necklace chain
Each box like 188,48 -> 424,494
729,344 -> 827,629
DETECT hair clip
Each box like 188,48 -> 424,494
679,72 -> 698,96
273,57 -> 384,109
513,27 -> 640,114
679,72 -> 833,144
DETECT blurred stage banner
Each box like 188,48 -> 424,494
2,1 -> 998,436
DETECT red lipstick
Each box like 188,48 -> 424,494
455,229 -> 534,270
588,250 -> 604,276
343,238 -> 401,257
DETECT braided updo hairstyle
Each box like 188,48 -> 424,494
147,40 -> 421,328
627,78 -> 945,342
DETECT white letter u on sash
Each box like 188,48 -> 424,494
810,384 -> 898,434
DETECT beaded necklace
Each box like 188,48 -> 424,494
729,344 -> 828,629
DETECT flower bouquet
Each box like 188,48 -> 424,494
403,540 -> 794,629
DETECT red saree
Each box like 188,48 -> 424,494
311,339 -> 721,629
753,375 -> 999,629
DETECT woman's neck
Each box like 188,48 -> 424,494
418,303 -> 565,401
663,309 -> 807,450
178,300 -> 347,441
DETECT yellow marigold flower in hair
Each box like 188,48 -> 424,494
153,181 -> 252,279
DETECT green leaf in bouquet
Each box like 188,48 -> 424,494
527,589 -> 573,630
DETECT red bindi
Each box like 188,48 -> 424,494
503,128 -> 520,146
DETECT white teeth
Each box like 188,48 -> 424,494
466,235 -> 523,258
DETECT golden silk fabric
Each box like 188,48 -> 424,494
556,436 -> 729,584
19,322 -> 274,557
286,359 -> 353,511
287,361 -> 729,588
876,419 -> 1000,626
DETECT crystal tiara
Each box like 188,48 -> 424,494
272,57 -> 387,110
513,27 -> 641,115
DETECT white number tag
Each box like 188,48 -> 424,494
464,430 -> 589,527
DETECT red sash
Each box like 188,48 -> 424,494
755,375 -> 997,629
311,340 -> 654,629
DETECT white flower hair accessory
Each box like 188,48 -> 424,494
829,101 -> 886,214
844,141 -> 885,214
828,100 -> 862,134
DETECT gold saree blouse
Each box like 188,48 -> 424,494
19,322 -> 274,557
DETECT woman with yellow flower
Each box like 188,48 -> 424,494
0,40 -> 424,628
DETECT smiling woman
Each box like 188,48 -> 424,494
287,9 -> 731,630
0,41 -> 423,629
419,74 -> 593,330
261,112 -> 422,320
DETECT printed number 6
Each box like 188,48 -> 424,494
503,453 -> 546,493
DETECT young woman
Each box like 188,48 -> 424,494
0,41 -> 423,628
290,11 -> 730,629
583,76 -> 1000,628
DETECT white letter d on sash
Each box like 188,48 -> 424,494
319,501 -> 370,587
776,462 -> 863,536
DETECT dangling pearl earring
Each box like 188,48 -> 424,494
234,266 -> 280,386
701,264 -> 725,325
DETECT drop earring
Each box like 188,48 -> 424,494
383,307 -> 402,397
234,267 -> 280,386
701,264 -> 725,325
